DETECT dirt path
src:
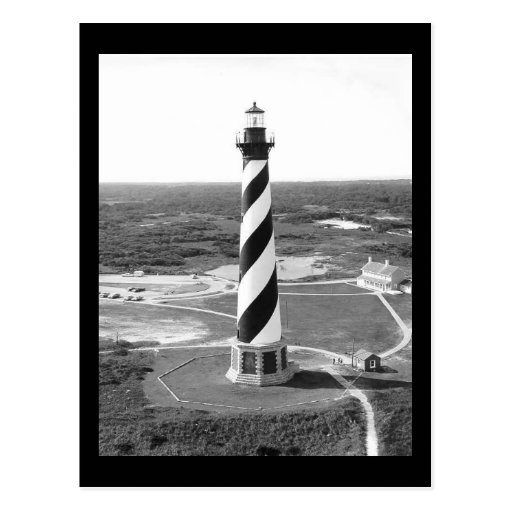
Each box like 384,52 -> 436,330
123,300 -> 237,320
375,293 -> 412,358
323,367 -> 378,456
280,292 -> 375,297
278,278 -> 357,287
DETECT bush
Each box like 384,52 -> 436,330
115,442 -> 134,455
285,446 -> 301,456
150,435 -> 168,450
255,445 -> 281,456
401,246 -> 412,258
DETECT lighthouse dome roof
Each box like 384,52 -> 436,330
245,102 -> 265,113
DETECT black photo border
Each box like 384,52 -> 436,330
80,23 -> 431,487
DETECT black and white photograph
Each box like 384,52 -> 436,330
78,24 -> 431,487
97,54 -> 415,455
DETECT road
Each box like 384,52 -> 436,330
98,274 -> 234,300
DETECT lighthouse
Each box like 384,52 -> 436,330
226,102 -> 298,386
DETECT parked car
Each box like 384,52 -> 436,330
100,292 -> 109,298
132,287 -> 145,293
110,293 -> 121,299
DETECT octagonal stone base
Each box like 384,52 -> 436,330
225,340 -> 298,386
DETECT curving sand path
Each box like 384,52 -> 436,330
278,278 -> 357,287
323,367 -> 378,456
375,292 -> 412,358
280,292 -> 375,296
134,301 -> 237,320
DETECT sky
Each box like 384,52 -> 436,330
99,54 -> 411,182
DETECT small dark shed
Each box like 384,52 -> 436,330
353,349 -> 381,372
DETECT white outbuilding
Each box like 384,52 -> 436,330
357,257 -> 405,292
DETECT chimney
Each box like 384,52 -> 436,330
368,256 -> 372,263
385,259 -> 389,267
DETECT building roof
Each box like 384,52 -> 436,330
354,349 -> 379,360
362,261 -> 401,276
245,102 -> 265,113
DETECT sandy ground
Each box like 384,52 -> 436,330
98,301 -> 212,345
207,255 -> 329,281
98,313 -> 210,345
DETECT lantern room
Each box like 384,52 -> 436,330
245,102 -> 265,128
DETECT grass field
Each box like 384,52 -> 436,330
278,294 -> 402,355
99,349 -> 367,456
102,289 -> 402,357
160,353 -> 348,409
169,292 -> 401,356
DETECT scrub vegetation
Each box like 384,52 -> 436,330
366,388 -> 413,456
99,181 -> 412,276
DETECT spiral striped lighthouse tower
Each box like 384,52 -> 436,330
226,102 -> 298,386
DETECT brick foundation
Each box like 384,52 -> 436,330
225,340 -> 298,386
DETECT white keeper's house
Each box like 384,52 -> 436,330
357,257 -> 405,292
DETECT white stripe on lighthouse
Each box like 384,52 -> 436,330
242,159 -> 267,187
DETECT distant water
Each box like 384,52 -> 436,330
316,218 -> 367,230
208,256 -> 328,281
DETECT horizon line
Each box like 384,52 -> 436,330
99,177 -> 413,184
